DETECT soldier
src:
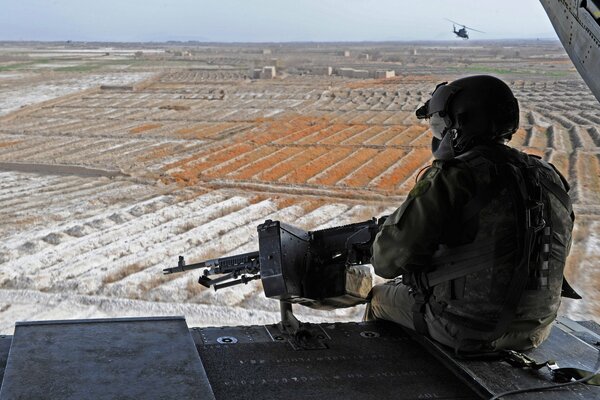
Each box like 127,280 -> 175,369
365,75 -> 576,352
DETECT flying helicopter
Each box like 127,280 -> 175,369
446,18 -> 485,39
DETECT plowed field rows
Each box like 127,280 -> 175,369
1,42 -> 599,330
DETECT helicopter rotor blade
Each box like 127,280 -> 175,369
463,26 -> 486,33
445,18 -> 463,26
444,18 -> 485,34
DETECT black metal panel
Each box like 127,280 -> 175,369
194,321 -> 479,400
413,321 -> 600,399
0,336 -> 11,388
0,316 -> 215,400
541,0 -> 600,103
258,220 -> 310,299
562,318 -> 600,349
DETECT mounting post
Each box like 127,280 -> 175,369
278,301 -> 300,335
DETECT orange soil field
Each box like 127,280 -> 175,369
311,148 -> 380,186
204,145 -> 279,178
228,147 -> 300,180
319,124 -> 369,145
511,128 -> 529,147
387,125 -> 429,146
271,119 -> 331,145
167,142 -> 255,184
248,116 -> 330,146
129,123 -> 162,134
255,146 -> 330,181
296,124 -> 352,145
365,126 -> 408,145
528,125 -> 550,149
282,147 -> 355,184
345,111 -> 380,125
0,141 -> 21,149
135,143 -> 178,163
156,110 -> 446,194
549,151 -> 570,177
409,129 -> 432,146
577,153 -> 600,203
340,148 -> 405,188
376,148 -> 433,191
340,125 -> 386,145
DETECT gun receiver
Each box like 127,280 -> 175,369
164,216 -> 387,309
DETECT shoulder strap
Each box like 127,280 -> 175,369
540,178 -> 573,217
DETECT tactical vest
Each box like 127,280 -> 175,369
409,145 -> 576,343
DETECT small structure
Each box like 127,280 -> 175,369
375,70 -> 395,79
352,69 -> 369,79
262,49 -> 272,55
270,58 -> 283,68
252,68 -> 262,79
260,66 -> 276,79
311,66 -> 332,76
360,53 -> 370,61
338,68 -> 354,78
337,68 -> 369,79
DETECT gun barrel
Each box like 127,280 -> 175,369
163,256 -> 208,275
165,250 -> 261,292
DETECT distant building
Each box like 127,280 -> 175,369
375,70 -> 395,79
262,49 -> 272,55
360,53 -> 370,61
352,69 -> 369,79
338,68 -> 369,79
338,68 -> 354,78
252,68 -> 262,79
312,66 -> 332,76
270,58 -> 283,68
260,66 -> 276,79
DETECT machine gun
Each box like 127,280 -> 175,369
164,251 -> 261,291
164,216 -> 387,341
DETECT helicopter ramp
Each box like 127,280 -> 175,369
0,317 -> 597,399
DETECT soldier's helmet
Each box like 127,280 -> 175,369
416,75 -> 519,152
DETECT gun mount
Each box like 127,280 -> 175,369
164,217 -> 387,342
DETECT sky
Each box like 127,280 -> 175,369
0,0 -> 558,42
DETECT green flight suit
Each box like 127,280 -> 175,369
367,144 -> 573,352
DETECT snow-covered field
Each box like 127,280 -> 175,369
0,72 -> 154,116
0,43 -> 598,335
0,170 -> 395,334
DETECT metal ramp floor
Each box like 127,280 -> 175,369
0,316 -> 597,399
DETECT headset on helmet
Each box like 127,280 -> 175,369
416,75 -> 520,154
